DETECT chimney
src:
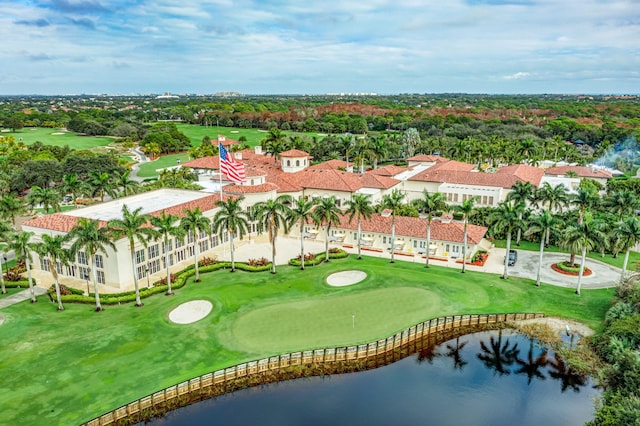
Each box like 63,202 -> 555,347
234,152 -> 242,160
255,146 -> 263,155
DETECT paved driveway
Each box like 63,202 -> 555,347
505,248 -> 620,289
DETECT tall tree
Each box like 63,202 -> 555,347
0,194 -> 27,227
67,218 -> 116,311
0,221 -> 11,294
108,206 -> 158,306
288,197 -> 318,269
114,170 -> 140,198
562,213 -> 607,295
413,191 -> 449,268
261,128 -> 288,165
180,207 -> 210,282
380,189 -> 406,264
526,210 -> 561,287
604,189 -> 639,221
211,197 -> 249,273
150,211 -> 185,294
536,182 -> 569,245
88,171 -> 115,202
33,234 -> 70,310
27,185 -> 61,214
489,201 -> 525,279
60,173 -> 84,208
9,231 -> 38,303
312,196 -> 342,262
455,196 -> 478,273
507,181 -> 536,245
345,194 -> 375,260
614,216 -> 640,284
252,195 -> 292,274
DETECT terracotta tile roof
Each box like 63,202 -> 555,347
406,154 -> 450,163
544,165 -> 612,179
308,159 -> 352,170
410,162 -> 542,189
216,135 -> 239,146
182,157 -> 220,170
280,149 -> 311,158
222,183 -> 279,194
332,213 -> 487,244
359,173 -> 401,189
149,193 -> 229,218
244,166 -> 268,178
370,164 -> 407,177
296,169 -> 364,192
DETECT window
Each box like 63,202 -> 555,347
95,254 -> 104,269
187,246 -> 195,257
199,240 -> 209,252
136,265 -> 146,280
287,160 -> 291,167
55,262 -> 63,275
162,240 -> 173,254
148,244 -> 159,259
198,230 -> 208,240
149,259 -> 161,274
66,265 -> 77,277
187,232 -> 195,244
96,270 -> 105,285
79,266 -> 90,281
162,254 -> 174,269
40,258 -> 50,272
296,160 -> 300,167
77,251 -> 88,265
211,235 -> 219,247
488,196 -> 494,205
175,238 -> 184,248
176,249 -> 186,263
135,249 -> 145,265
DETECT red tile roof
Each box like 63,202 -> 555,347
280,149 -> 311,158
410,162 -> 542,188
182,157 -> 220,169
359,173 -> 401,189
544,165 -> 612,179
370,164 -> 407,177
495,164 -> 545,186
308,159 -> 352,170
222,183 -> 279,194
406,154 -> 450,163
333,213 -> 487,244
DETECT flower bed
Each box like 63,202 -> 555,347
551,262 -> 592,277
362,247 -> 383,253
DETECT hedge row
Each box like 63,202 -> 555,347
2,280 -> 31,289
288,249 -> 349,267
51,261 -> 273,305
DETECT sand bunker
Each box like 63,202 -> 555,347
169,300 -> 213,324
51,132 -> 65,135
327,270 -> 367,287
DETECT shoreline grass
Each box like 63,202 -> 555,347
0,255 -> 613,425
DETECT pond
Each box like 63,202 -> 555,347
145,330 -> 599,426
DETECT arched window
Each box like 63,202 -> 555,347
296,160 -> 300,167
287,160 -> 291,167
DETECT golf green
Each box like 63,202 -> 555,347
227,287 -> 440,353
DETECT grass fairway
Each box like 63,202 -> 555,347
175,124 -> 325,148
0,256 -> 614,425
3,127 -> 113,150
136,153 -> 190,178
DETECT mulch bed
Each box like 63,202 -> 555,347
551,263 -> 592,276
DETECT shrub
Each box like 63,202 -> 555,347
48,283 -> 76,296
198,256 -> 218,267
605,302 -> 636,325
556,261 -> 582,273
329,247 -> 341,254
156,273 -> 178,287
296,252 -> 316,262
4,270 -> 24,282
247,257 -> 269,267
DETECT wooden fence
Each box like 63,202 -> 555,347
82,312 -> 543,426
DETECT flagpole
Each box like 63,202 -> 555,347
217,119 -> 223,199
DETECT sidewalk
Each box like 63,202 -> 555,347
0,286 -> 48,309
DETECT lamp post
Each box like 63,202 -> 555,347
2,255 -> 7,279
84,272 -> 90,296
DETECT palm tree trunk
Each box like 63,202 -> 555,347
425,220 -> 431,268
230,232 -> 236,272
545,227 -> 550,247
324,226 -> 330,262
0,256 -> 6,294
461,222 -> 468,273
130,247 -> 142,306
49,259 -> 64,310
536,235 -> 544,287
357,219 -> 362,260
194,240 -> 200,282
621,248 -> 630,284
91,257 -> 102,311
299,221 -> 305,270
26,257 -> 36,303
165,236 -> 173,294
516,213 -> 523,245
271,233 -> 277,274
390,216 -> 396,263
502,232 -> 511,279
575,247 -> 587,295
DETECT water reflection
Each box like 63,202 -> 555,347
146,329 -> 599,426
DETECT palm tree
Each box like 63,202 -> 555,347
252,195 -> 292,273
604,189 -> 640,221
0,194 -> 27,227
33,234 -> 70,310
489,201 -> 525,279
288,197 -> 318,269
380,189 -> 406,263
27,185 -> 61,214
413,191 -> 449,268
150,211 -> 185,294
455,196 -> 478,273
88,171 -> 115,202
339,135 -> 354,170
345,194 -> 375,260
67,218 -> 116,311
536,182 -> 569,245
180,207 -> 210,282
562,214 -> 607,295
261,128 -> 288,165
312,196 -> 342,262
211,197 -> 249,273
526,210 -> 561,287
9,231 -> 38,303
60,173 -> 84,208
507,181 -> 536,245
108,205 -> 158,307
114,170 -> 140,198
614,216 -> 640,284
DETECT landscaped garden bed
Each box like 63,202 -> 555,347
552,261 -> 592,277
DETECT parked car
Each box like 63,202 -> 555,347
508,249 -> 517,266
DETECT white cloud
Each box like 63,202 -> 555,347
503,72 -> 531,80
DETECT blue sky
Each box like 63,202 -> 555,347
1,0 -> 639,95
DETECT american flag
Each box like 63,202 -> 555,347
219,141 -> 246,183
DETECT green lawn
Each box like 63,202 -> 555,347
0,256 -> 614,425
494,239 -> 640,270
3,127 -> 113,150
136,153 -> 190,178
176,124 -> 325,148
